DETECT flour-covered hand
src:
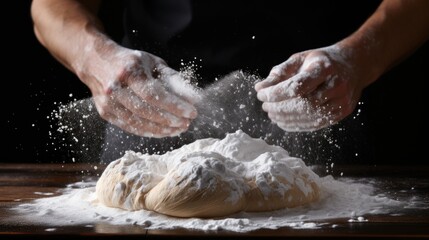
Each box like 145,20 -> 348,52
76,39 -> 199,137
255,45 -> 364,132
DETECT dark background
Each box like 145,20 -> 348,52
4,1 -> 428,165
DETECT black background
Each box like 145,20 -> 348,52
4,1 -> 428,165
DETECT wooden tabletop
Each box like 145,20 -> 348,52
1,163 -> 428,239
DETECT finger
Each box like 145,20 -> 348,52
262,99 -> 313,116
255,56 -> 302,91
280,96 -> 352,128
259,70 -> 323,104
129,78 -> 198,119
275,118 -> 331,132
267,111 -> 320,123
257,73 -> 309,102
267,110 -> 334,130
108,112 -> 186,137
256,65 -> 326,103
103,100 -> 187,138
264,101 -> 329,124
262,98 -> 334,132
112,87 -> 191,128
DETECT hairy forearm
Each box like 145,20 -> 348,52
31,0 -> 105,73
337,0 -> 429,87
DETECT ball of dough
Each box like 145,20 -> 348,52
96,131 -> 321,218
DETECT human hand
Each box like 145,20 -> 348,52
76,41 -> 200,137
255,45 -> 364,132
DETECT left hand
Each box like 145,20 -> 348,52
255,45 -> 364,132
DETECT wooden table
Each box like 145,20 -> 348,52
1,163 -> 428,239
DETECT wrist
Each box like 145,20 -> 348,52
334,33 -> 383,89
72,28 -> 119,80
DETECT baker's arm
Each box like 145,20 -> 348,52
31,0 -> 198,137
31,0 -> 102,73
339,0 -> 429,87
255,0 -> 429,132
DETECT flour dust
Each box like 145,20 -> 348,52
47,98 -> 106,164
47,61 -> 366,170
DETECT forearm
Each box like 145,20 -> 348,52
337,0 -> 429,88
31,0 -> 106,74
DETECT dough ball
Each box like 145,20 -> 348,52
95,131 -> 321,218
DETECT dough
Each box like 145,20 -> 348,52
96,130 -> 321,218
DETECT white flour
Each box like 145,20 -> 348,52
11,131 -> 405,232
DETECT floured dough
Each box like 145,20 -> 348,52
96,130 -> 321,218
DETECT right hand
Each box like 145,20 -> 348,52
255,45 -> 365,132
75,41 -> 199,138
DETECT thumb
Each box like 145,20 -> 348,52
255,54 -> 303,91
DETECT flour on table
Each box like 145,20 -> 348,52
96,130 -> 320,218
